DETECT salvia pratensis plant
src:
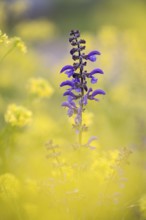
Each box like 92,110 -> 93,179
60,30 -> 106,147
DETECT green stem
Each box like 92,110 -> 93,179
0,44 -> 16,63
76,36 -> 84,147
79,79 -> 84,147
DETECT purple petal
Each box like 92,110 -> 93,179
60,80 -> 74,87
70,48 -> 78,55
80,94 -> 88,105
75,88 -> 81,92
70,101 -> 77,108
91,77 -> 98,84
88,88 -> 93,93
92,89 -> 106,97
68,95 -> 73,103
90,68 -> 104,75
87,136 -> 97,145
65,69 -> 74,77
87,87 -> 93,96
60,65 -> 74,73
89,55 -> 96,62
73,78 -> 80,83
68,108 -> 74,117
61,102 -> 71,108
82,95 -> 88,105
87,50 -> 101,57
93,98 -> 99,102
86,50 -> 101,62
63,91 -> 76,97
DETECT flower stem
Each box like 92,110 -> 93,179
75,34 -> 84,147
79,78 -> 84,147
0,45 -> 16,63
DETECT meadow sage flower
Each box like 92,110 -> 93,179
5,104 -> 32,127
60,30 -> 105,146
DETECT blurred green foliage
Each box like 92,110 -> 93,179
0,0 -> 146,219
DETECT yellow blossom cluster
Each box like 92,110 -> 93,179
0,30 -> 9,44
0,173 -> 20,200
11,37 -> 27,53
5,104 -> 32,127
27,78 -> 54,98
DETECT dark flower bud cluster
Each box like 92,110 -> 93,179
60,30 -> 105,145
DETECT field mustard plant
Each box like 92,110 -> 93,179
1,26 -> 146,220
0,173 -> 20,200
5,104 -> 32,127
12,37 -> 27,54
60,30 -> 105,146
0,30 -> 27,63
27,78 -> 54,99
0,30 -> 9,44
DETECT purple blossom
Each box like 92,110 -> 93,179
60,65 -> 74,77
88,89 -> 106,101
90,68 -> 104,75
62,101 -> 77,117
81,95 -> 88,105
86,50 -> 101,62
60,80 -> 74,87
91,76 -> 98,84
80,88 -> 92,105
60,30 -> 106,143
63,91 -> 77,98
86,68 -> 103,84
92,89 -> 106,96
60,65 -> 74,73
75,108 -> 82,125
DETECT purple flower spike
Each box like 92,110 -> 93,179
86,50 -> 101,62
60,65 -> 74,73
60,30 -> 106,140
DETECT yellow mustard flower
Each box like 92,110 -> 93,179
27,78 -> 54,98
0,30 -> 9,44
5,104 -> 32,127
0,173 -> 20,200
11,37 -> 27,53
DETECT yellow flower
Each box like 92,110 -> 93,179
0,173 -> 20,200
5,104 -> 32,127
0,30 -> 9,44
11,37 -> 27,53
27,78 -> 54,98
